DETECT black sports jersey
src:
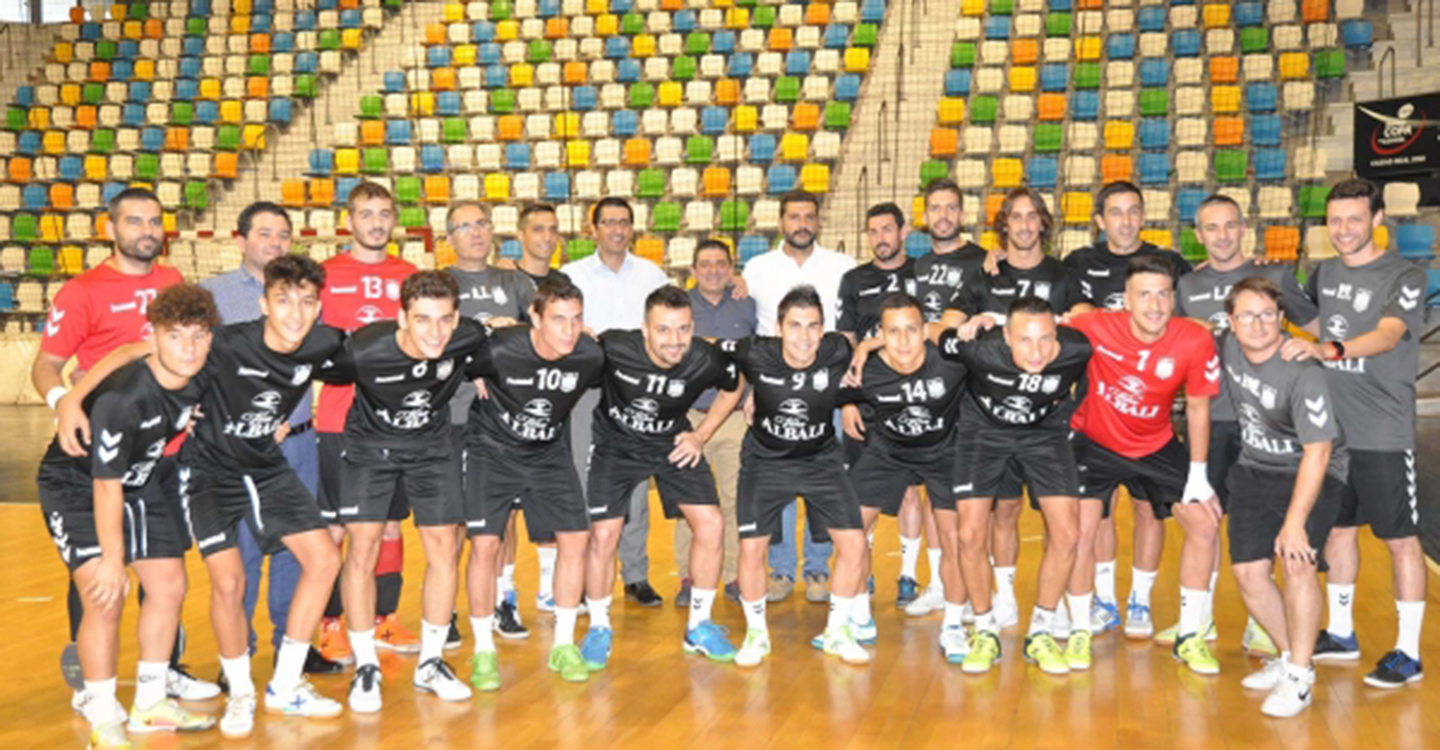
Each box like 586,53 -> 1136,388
837,259 -> 917,341
323,318 -> 487,446
522,267 -> 571,287
939,326 -> 1092,429
467,325 -> 605,448
186,319 -> 346,468
843,343 -> 968,449
912,243 -> 988,323
721,333 -> 853,459
593,329 -> 739,451
43,359 -> 203,487
946,255 -> 1085,318
1063,242 -> 1192,310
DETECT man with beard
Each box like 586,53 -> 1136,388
912,179 -> 989,335
741,191 -> 855,603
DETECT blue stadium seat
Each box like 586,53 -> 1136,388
122,104 -> 144,127
309,149 -> 334,175
1041,63 -> 1068,92
823,25 -> 850,49
428,46 -> 452,68
605,37 -> 631,59
985,16 -> 1011,39
335,177 -> 361,206
834,75 -> 861,101
538,0 -> 561,16
195,100 -> 219,124
1342,20 -> 1374,48
472,22 -> 495,43
572,86 -> 598,110
1027,156 -> 1058,189
1048,0 -> 1072,10
295,10 -> 316,30
739,234 -> 771,264
0,282 -> 13,311
712,31 -> 736,54
499,239 -> 523,260
117,40 -> 138,59
420,144 -> 445,172
944,69 -> 972,96
251,13 -> 272,33
23,184 -> 47,209
111,60 -> 134,81
1173,30 -> 1201,57
544,172 -> 571,201
295,52 -> 319,73
272,32 -> 294,53
1251,115 -> 1282,146
175,78 -> 199,100
1246,83 -> 1278,113
1139,119 -> 1170,150
1107,34 -> 1136,60
192,0 -> 212,14
59,156 -> 83,181
478,43 -> 501,65
786,51 -> 812,76
318,0 -> 338,11
904,231 -> 932,258
254,0 -> 273,13
340,9 -> 361,28
673,10 -> 696,32
1138,153 -> 1170,185
179,54 -> 202,76
384,71 -> 406,93
437,91 -> 461,116
612,110 -> 639,137
140,126 -> 165,150
101,182 -> 125,204
128,81 -> 152,102
701,107 -> 728,135
616,59 -> 641,83
183,36 -> 204,56
729,53 -> 753,78
1071,91 -> 1100,120
80,22 -> 101,40
860,0 -> 885,24
767,165 -> 797,193
17,130 -> 41,155
386,120 -> 413,145
749,133 -> 778,162
1254,148 -> 1286,181
1235,2 -> 1264,26
14,86 -> 33,106
1395,225 -> 1436,262
268,97 -> 293,124
1177,189 -> 1207,222
611,0 -> 634,13
485,64 -> 507,88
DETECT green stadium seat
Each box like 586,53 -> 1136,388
1300,185 -> 1330,218
319,29 -> 340,51
1034,123 -> 1062,152
1046,13 -> 1072,37
184,181 -> 208,210
1315,49 -> 1346,78
360,95 -> 383,118
1215,150 -> 1248,183
672,56 -> 697,80
1241,27 -> 1269,53
295,74 -> 318,98
720,200 -> 750,231
1074,63 -> 1101,89
621,13 -> 645,35
490,90 -> 516,114
685,33 -> 710,55
395,176 -> 421,204
951,42 -> 976,68
775,77 -> 800,103
629,82 -> 655,109
247,54 -> 270,77
1180,228 -> 1205,263
135,153 -> 159,180
399,207 -> 427,227
824,102 -> 852,130
362,148 -> 389,174
638,168 -> 666,198
528,40 -> 553,63
753,6 -> 776,28
685,135 -> 713,164
90,128 -> 116,153
652,202 -> 681,232
217,125 -> 242,150
969,95 -> 998,123
1140,89 -> 1169,117
853,24 -> 879,47
443,117 -> 467,143
171,102 -> 194,125
919,159 -> 949,188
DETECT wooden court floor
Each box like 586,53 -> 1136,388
2,498 -> 1439,749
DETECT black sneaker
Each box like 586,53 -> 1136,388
625,581 -> 664,607
724,580 -> 741,603
1364,649 -> 1423,688
1313,630 -> 1361,662
674,578 -> 693,608
446,612 -> 464,651
303,646 -> 344,675
493,599 -> 529,640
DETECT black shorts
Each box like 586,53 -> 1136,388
1208,420 -> 1241,513
339,439 -> 462,526
1073,433 -> 1188,519
1227,462 -> 1345,572
738,443 -> 863,543
317,432 -> 408,523
38,458 -> 189,571
850,438 -> 958,516
181,456 -> 329,558
1337,449 -> 1418,540
956,426 -> 1080,509
586,443 -> 716,522
464,432 -> 588,542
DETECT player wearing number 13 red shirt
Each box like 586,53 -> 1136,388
1065,255 -> 1223,675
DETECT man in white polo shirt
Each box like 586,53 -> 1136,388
562,197 -> 673,606
741,190 -> 856,603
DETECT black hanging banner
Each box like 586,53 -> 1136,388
1353,92 -> 1440,179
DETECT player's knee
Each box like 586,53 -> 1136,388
1281,555 -> 1316,580
211,569 -> 247,604
957,522 -> 987,553
1231,562 -> 1267,592
310,542 -> 342,580
1048,522 -> 1080,555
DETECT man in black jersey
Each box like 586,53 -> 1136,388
42,285 -> 218,746
840,294 -> 968,657
911,179 -> 989,334
941,298 -> 1093,675
462,278 -> 606,689
579,286 -> 745,669
515,203 -> 570,287
722,286 -> 870,668
323,272 -> 488,712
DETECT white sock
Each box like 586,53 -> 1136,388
133,661 -> 168,710
1132,568 -> 1157,608
1205,571 -> 1220,626
420,619 -> 447,664
502,563 -> 516,595
688,588 -> 716,630
220,655 -> 254,697
900,535 -> 921,579
349,628 -> 379,668
1027,606 -> 1053,637
553,606 -> 578,647
743,597 -> 768,633
1396,600 -> 1425,661
83,677 -> 118,724
538,547 -> 558,599
976,608 -> 1000,635
588,595 -> 613,630
943,601 -> 966,628
1327,583 -> 1355,637
1069,591 -> 1094,634
852,591 -> 873,624
827,595 -> 854,632
995,566 -> 1017,609
1096,561 -> 1117,604
471,616 -> 495,652
271,637 -> 310,695
1179,587 -> 1206,638
927,548 -> 943,589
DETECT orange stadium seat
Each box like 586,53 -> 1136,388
310,178 -> 335,206
1101,154 -> 1133,183
1264,226 -> 1301,260
281,180 -> 306,207
930,128 -> 958,157
1210,56 -> 1239,84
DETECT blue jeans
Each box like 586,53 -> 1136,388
767,501 -> 833,580
241,432 -> 318,653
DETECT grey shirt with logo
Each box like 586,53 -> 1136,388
1221,334 -> 1348,480
447,265 -> 536,425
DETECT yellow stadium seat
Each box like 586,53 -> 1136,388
230,15 -> 250,35
1075,37 -> 1102,61
725,8 -> 748,29
199,78 -> 222,100
585,0 -> 606,14
1211,85 -> 1241,114
1140,229 -> 1172,249
566,140 -> 591,167
510,64 -> 534,88
1103,121 -> 1134,150
1203,3 -> 1231,29
484,173 -> 510,201
780,133 -> 809,161
341,29 -> 363,50
979,230 -> 1000,251
912,196 -> 926,227
43,130 -> 66,155
496,20 -> 519,41
1062,192 -> 1093,224
937,98 -> 966,125
734,105 -> 757,132
85,155 -> 107,181
844,48 -> 870,72
41,214 -> 65,242
658,81 -> 683,107
595,14 -> 618,36
633,34 -> 656,57
61,84 -> 82,106
993,158 -> 1023,189
1009,67 -> 1037,93
443,3 -> 465,23
410,92 -> 435,116
219,100 -> 244,123
54,42 -> 74,63
28,107 -> 50,130
800,163 -> 830,193
134,59 -> 155,80
555,113 -> 580,138
454,44 -> 477,67
1279,52 -> 1310,80
336,148 -> 360,174
961,0 -> 985,16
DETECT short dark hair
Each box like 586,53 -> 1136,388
346,180 -> 394,214
264,254 -> 325,293
532,275 -> 584,315
1327,177 -> 1384,215
693,238 -> 732,264
645,285 -> 691,315
108,186 -> 161,217
779,190 -> 820,216
777,284 -> 824,324
923,178 -> 963,208
400,270 -> 460,311
1224,276 -> 1287,317
878,292 -> 923,321
866,202 -> 905,229
149,284 -> 220,330
1009,296 -> 1056,319
591,196 -> 634,224
1095,180 -> 1143,215
238,201 -> 292,238
519,202 -> 558,228
1124,254 -> 1176,283
1195,193 -> 1242,224
994,187 -> 1054,249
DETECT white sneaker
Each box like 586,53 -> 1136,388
1051,600 -> 1072,640
822,626 -> 871,665
1262,665 -> 1315,718
1124,597 -> 1154,640
346,664 -> 382,714
1242,619 -> 1279,657
1242,656 -> 1289,691
993,598 -> 1019,629
904,586 -> 946,617
536,593 -> 555,612
87,718 -> 129,750
735,628 -> 771,668
166,667 -> 222,701
220,693 -> 256,739
265,678 -> 343,718
939,625 -> 970,664
414,658 -> 472,702
72,688 -> 90,716
850,618 -> 878,644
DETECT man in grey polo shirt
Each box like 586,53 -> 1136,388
200,201 -> 340,676
561,197 -> 672,606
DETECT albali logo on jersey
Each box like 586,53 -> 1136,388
761,398 -> 826,441
1354,93 -> 1440,179
1095,375 -> 1160,419
608,396 -> 678,435
499,397 -> 559,441
225,389 -> 287,439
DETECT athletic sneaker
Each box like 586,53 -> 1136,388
1066,631 -> 1093,671
469,651 -> 501,692
219,693 -> 255,739
904,585 -> 945,617
850,618 -> 878,645
1024,633 -> 1071,675
1154,621 -> 1216,646
374,614 -> 421,654
1242,657 -> 1288,691
1124,595 -> 1153,640
1051,602 -> 1072,640
767,574 -> 794,603
318,617 -> 354,665
939,625 -> 970,664
88,719 -> 129,750
735,628 -> 771,668
536,594 -> 556,612
580,627 -> 613,671
1092,599 -> 1120,635
1173,633 -> 1220,675
624,581 -> 663,607
962,631 -> 1001,674
446,613 -> 463,652
548,644 -> 590,682
1262,665 -> 1315,718
1241,619 -> 1279,658
683,621 -> 736,662
127,698 -> 215,733
1313,630 -> 1361,662
993,598 -> 1019,630
804,572 -> 830,603
494,598 -> 529,640
1364,650 -> 1424,688
674,578 -> 693,608
72,688 -> 91,716
896,575 -> 920,607
414,658 -> 472,701
166,666 -> 221,701
265,678 -> 343,718
821,626 -> 870,665
346,664 -> 383,714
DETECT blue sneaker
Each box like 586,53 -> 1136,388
867,576 -> 875,595
580,627 -> 613,671
896,576 -> 920,607
1364,650 -> 1422,688
1313,630 -> 1361,662
1092,599 -> 1120,634
683,621 -> 737,662
851,619 -> 878,645
1123,594 -> 1153,639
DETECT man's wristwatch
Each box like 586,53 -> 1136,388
1328,340 -> 1345,361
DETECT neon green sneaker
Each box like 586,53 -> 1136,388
961,630 -> 1002,674
1242,618 -> 1279,657
1024,632 -> 1071,675
127,697 -> 216,733
735,628 -> 771,668
469,651 -> 501,692
548,644 -> 590,683
1155,620 -> 1217,646
1174,633 -> 1220,675
1066,630 -> 1093,671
